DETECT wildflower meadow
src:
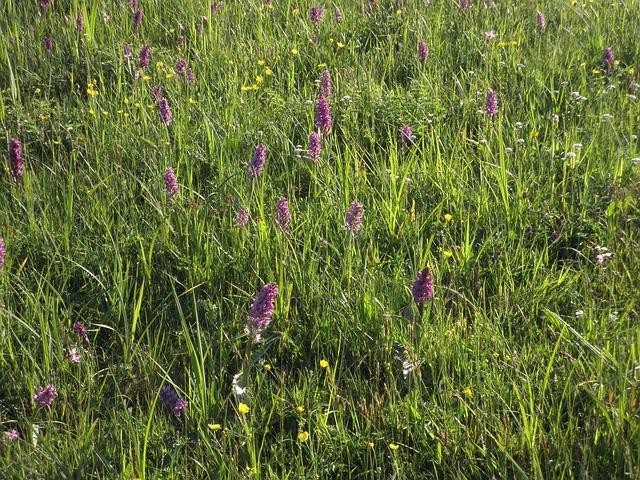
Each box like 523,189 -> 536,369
1,0 -> 640,478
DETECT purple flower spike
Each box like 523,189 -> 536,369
315,96 -> 332,134
248,143 -> 266,178
159,385 -> 188,417
159,98 -> 172,125
335,8 -> 342,21
400,125 -> 413,146
73,321 -> 88,338
308,132 -> 321,162
320,70 -> 331,97
44,37 -> 53,50
247,283 -> 278,337
345,201 -> 364,234
123,43 -> 132,59
164,167 -> 179,199
536,12 -> 546,31
151,86 -> 163,103
0,238 -> 5,271
9,138 -> 24,179
4,429 -> 19,441
236,205 -> 249,228
139,44 -> 151,68
485,89 -> 498,116
186,69 -> 194,84
41,0 -> 51,12
276,197 -> 291,231
602,47 -> 613,66
33,384 -> 58,407
310,5 -> 325,24
133,9 -> 143,27
460,0 -> 469,8
412,266 -> 433,305
418,41 -> 428,63
176,58 -> 187,76
76,10 -> 84,32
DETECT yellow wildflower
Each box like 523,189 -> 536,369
189,97 -> 197,105
238,403 -> 250,414
492,352 -> 500,359
298,431 -> 309,442
256,75 -> 263,83
444,213 -> 453,222
389,443 -> 400,451
264,68 -> 272,76
102,111 -> 109,116
258,60 -> 265,66
124,98 -> 129,104
251,84 -> 259,91
336,42 -> 344,48
208,423 -> 221,431
592,69 -> 601,74
444,250 -> 453,258
142,75 -> 151,81
89,109 -> 95,115
367,442 -> 374,449
263,364 -> 271,371
34,88 -> 41,94
464,387 -> 472,398
291,48 -> 298,55
296,406 -> 305,413
320,359 -> 329,369
530,131 -> 539,137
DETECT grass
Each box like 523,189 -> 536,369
1,0 -> 639,478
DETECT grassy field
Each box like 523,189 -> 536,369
1,0 -> 639,478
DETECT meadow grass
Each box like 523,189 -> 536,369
1,0 -> 639,478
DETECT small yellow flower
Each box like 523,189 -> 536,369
580,62 -> 586,68
510,41 -> 518,47
189,97 -> 197,105
298,431 -> 309,442
124,98 -> 129,104
263,364 -> 271,371
161,139 -> 170,146
142,75 -> 151,81
396,9 -> 402,15
267,4 -> 273,10
251,84 -> 259,91
292,7 -> 299,14
89,109 -> 95,115
317,63 -> 327,68
208,423 -> 221,431
320,359 -> 329,369
156,62 -> 163,68
336,42 -> 344,48
166,73 -> 174,80
258,60 -> 265,66
102,111 -> 109,116
367,442 -> 374,449
296,406 -> 305,413
530,131 -> 539,137
592,69 -> 601,74
464,387 -> 472,398
444,250 -> 453,258
628,68 -> 635,75
76,134 -> 85,142
87,82 -> 94,88
117,109 -> 124,114
389,443 -> 400,451
444,330 -> 453,337
444,213 -> 453,222
613,60 -> 620,66
169,28 -> 174,33
238,403 -> 250,414
256,75 -> 263,83
492,352 -> 500,359
34,88 -> 41,94
241,85 -> 251,92
228,60 -> 234,65
124,113 -> 129,118
134,102 -> 141,108
328,38 -> 334,44
264,68 -> 272,76
291,48 -> 298,55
